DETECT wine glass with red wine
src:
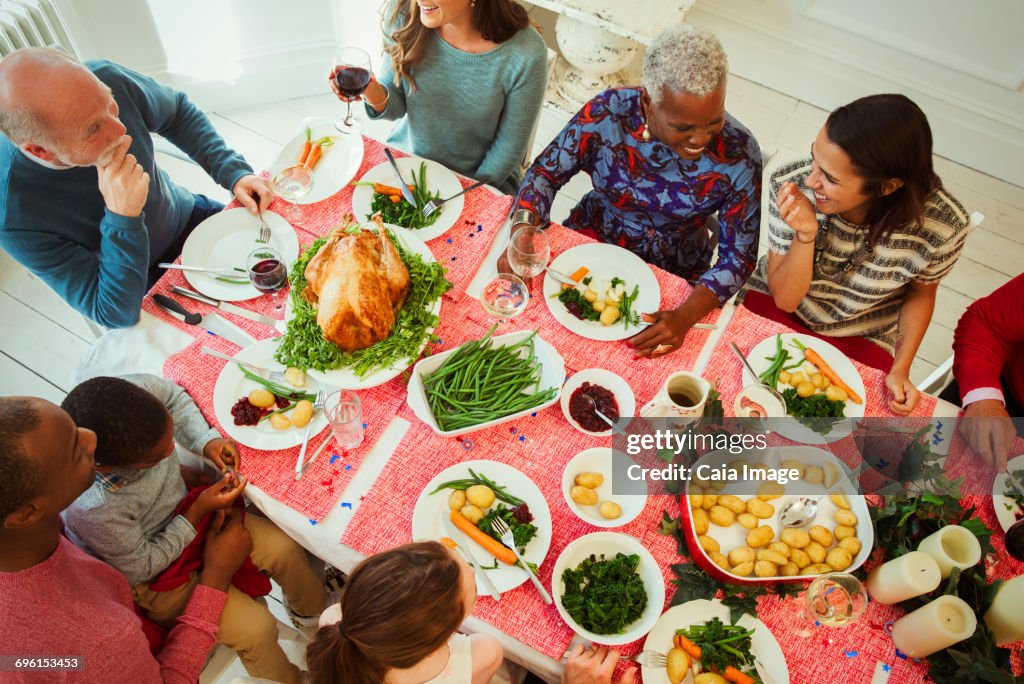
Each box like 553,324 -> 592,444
332,47 -> 372,134
246,246 -> 288,311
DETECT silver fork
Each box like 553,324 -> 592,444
200,346 -> 288,384
625,651 -> 667,668
294,389 -> 326,481
421,179 -> 488,218
489,517 -> 552,604
257,209 -> 272,244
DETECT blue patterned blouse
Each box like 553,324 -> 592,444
514,87 -> 762,303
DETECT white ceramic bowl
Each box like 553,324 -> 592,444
561,448 -> 647,528
551,532 -> 665,645
406,330 -> 565,437
560,368 -> 635,437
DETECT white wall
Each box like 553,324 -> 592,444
687,0 -> 1024,186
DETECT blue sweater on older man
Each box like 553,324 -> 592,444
0,60 -> 253,328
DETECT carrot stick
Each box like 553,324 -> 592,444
449,510 -> 517,565
723,665 -> 754,684
569,266 -> 589,282
389,195 -> 401,203
802,346 -> 863,405
373,182 -> 403,196
672,633 -> 702,660
298,127 -> 311,164
305,144 -> 322,170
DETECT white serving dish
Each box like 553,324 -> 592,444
406,330 -> 565,437
560,368 -> 636,437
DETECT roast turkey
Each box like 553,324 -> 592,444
303,214 -> 410,352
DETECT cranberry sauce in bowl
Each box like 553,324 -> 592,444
568,382 -> 619,433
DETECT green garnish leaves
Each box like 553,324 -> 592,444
560,552 -> 647,635
369,162 -> 443,230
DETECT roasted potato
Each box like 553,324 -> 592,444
780,459 -> 804,475
737,512 -> 758,529
701,493 -> 719,509
803,465 -> 825,485
779,562 -> 800,577
694,674 -> 727,684
802,563 -> 834,576
826,547 -> 853,571
248,388 -> 276,408
823,462 -> 839,489
698,535 -> 720,553
460,504 -> 484,524
781,528 -> 811,549
830,493 -> 851,510
755,560 -> 778,578
825,385 -> 848,403
728,546 -> 755,566
806,541 -> 827,564
448,490 -> 466,510
666,647 -> 692,684
466,484 -> 496,508
746,498 -> 775,519
757,482 -> 785,500
583,288 -> 598,303
746,525 -> 774,548
599,306 -> 620,326
834,509 -> 859,527
689,489 -> 704,509
284,367 -> 306,388
838,536 -> 862,556
790,548 -> 811,569
811,372 -> 828,389
709,505 -> 736,527
789,371 -> 807,387
778,370 -> 792,386
756,549 -> 789,566
268,412 -> 291,430
592,298 -> 607,313
290,399 -> 313,428
768,541 -> 792,559
717,494 -> 746,514
808,525 -> 834,548
708,551 -> 730,571
692,508 -> 709,535
796,381 -> 816,398
598,501 -> 622,520
731,561 -> 754,577
575,472 -> 604,489
570,485 -> 598,506
834,525 -> 857,540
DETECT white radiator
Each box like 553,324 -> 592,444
0,0 -> 78,58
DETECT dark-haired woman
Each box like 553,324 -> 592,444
338,0 -> 547,194
749,94 -> 970,415
306,541 -> 503,683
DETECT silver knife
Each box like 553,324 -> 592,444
172,286 -> 282,330
151,294 -> 257,348
546,267 -> 580,287
442,515 -> 502,601
384,148 -> 418,206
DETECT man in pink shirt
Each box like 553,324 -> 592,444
0,396 -> 251,683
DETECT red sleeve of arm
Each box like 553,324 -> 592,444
952,274 -> 1024,401
156,584 -> 227,683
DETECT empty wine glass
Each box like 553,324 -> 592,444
246,246 -> 288,311
507,225 -> 550,296
331,47 -> 372,134
480,273 -> 529,322
804,572 -> 868,642
271,162 -> 313,225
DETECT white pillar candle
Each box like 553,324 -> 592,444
891,595 -> 977,658
984,574 -> 1024,646
866,551 -> 941,604
917,525 -> 982,579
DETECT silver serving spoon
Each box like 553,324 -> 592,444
581,393 -> 626,435
728,342 -> 787,409
778,477 -> 851,528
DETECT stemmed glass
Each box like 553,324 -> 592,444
480,273 -> 529,322
506,224 -> 550,299
331,47 -> 372,134
246,246 -> 288,312
791,572 -> 868,641
271,162 -> 313,225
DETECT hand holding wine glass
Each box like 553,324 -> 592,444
331,47 -> 372,134
246,246 -> 288,312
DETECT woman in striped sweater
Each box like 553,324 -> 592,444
748,94 -> 970,415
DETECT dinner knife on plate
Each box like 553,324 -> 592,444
171,286 -> 282,330
384,148 -> 419,206
441,515 -> 502,601
545,267 -> 579,288
151,294 -> 257,348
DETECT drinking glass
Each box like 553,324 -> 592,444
506,225 -> 550,295
331,47 -> 372,134
246,246 -> 288,311
805,572 -> 868,630
480,273 -> 529,322
271,162 -> 314,225
325,390 -> 363,450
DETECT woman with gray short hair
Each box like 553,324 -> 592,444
513,24 -> 762,358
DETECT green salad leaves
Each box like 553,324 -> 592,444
274,230 -> 452,376
560,552 -> 647,635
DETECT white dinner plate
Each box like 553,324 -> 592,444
411,460 -> 553,596
542,243 -> 660,341
211,338 -> 329,450
640,599 -> 789,684
288,225 -> 442,389
561,448 -> 647,528
179,208 -> 299,302
272,121 -> 364,204
742,333 -> 867,444
993,454 -> 1024,532
351,155 -> 464,242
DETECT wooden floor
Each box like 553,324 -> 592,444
3,77 -> 1022,402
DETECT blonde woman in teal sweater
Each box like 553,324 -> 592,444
335,0 -> 548,194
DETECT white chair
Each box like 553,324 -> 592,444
920,355 -> 955,396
